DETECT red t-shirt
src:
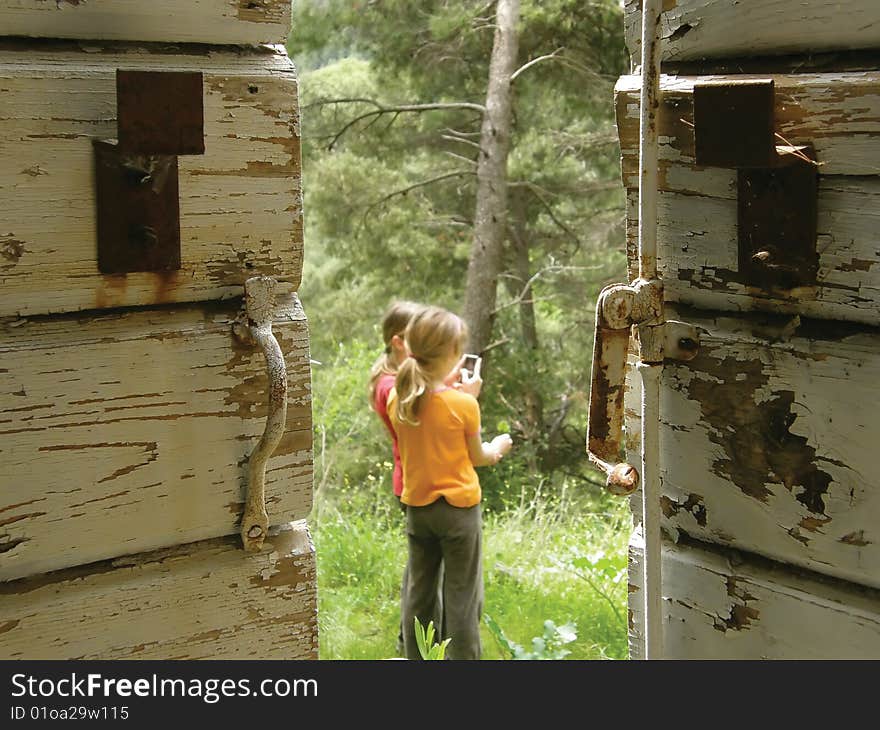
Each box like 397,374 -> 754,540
373,373 -> 404,497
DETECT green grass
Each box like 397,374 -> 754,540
313,481 -> 632,660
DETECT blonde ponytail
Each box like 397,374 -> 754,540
394,306 -> 468,425
368,300 -> 425,404
395,356 -> 430,425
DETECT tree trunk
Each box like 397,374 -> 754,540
462,0 -> 519,354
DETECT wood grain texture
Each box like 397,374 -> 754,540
0,0 -> 291,46
623,179 -> 880,326
0,43 -> 303,317
0,294 -> 312,582
624,0 -> 880,63
628,531 -> 880,659
0,521 -> 317,660
617,70 -> 880,180
625,307 -> 880,590
616,72 -> 880,324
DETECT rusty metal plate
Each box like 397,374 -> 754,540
738,146 -> 818,289
93,140 -> 181,274
693,80 -> 775,168
117,70 -> 204,155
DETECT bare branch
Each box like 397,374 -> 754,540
302,97 -> 384,111
442,127 -> 482,139
492,265 -> 602,315
510,48 -> 564,83
314,100 -> 487,150
482,337 -> 512,354
510,181 -> 583,245
441,134 -> 482,151
442,150 -> 478,167
360,170 -> 477,225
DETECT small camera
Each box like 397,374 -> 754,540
461,353 -> 480,372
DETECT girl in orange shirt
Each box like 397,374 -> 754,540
389,306 -> 512,660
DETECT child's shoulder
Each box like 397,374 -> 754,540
438,388 -> 478,409
378,372 -> 396,389
375,372 -> 396,399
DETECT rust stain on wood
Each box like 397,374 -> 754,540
838,258 -> 875,272
236,0 -> 287,24
713,576 -> 760,632
660,493 -> 707,526
0,512 -> 46,528
97,441 -> 159,484
94,275 -> 128,310
153,270 -> 181,304
0,498 -> 45,514
189,160 -> 294,178
799,516 -> 831,533
684,351 -> 834,514
250,555 -> 312,591
1,238 -> 25,267
67,490 -> 130,509
840,530 -> 871,546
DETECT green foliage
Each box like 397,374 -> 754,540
485,615 -> 577,660
569,548 -> 629,626
414,619 -> 451,660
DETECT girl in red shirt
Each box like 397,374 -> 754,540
369,300 -> 425,500
368,300 -> 425,654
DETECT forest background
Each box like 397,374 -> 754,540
287,0 -> 634,659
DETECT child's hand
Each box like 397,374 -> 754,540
457,357 -> 482,399
443,355 -> 466,388
492,433 -> 512,454
490,433 -> 513,463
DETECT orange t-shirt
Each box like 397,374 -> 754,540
387,387 -> 481,508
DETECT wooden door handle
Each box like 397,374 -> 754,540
233,276 -> 288,552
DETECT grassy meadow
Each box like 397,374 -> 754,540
309,382 -> 633,661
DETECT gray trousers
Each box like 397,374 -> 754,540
402,498 -> 483,660
397,498 -> 444,653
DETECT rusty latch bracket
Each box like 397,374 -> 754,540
94,70 -> 204,274
586,279 -> 700,496
692,79 -> 819,289
739,145 -> 818,289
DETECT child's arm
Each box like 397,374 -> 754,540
466,432 -> 513,467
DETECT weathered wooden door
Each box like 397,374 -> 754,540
614,0 -> 880,658
0,2 -> 317,658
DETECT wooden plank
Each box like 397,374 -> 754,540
625,306 -> 880,590
0,521 -> 317,660
616,71 -> 880,181
0,294 -> 312,582
628,533 -> 880,659
623,180 -> 880,326
616,72 -> 880,324
0,0 -> 291,46
624,0 -> 880,64
0,43 -> 303,317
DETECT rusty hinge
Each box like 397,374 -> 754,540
94,70 -> 205,274
586,280 -> 700,495
693,79 -> 819,289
